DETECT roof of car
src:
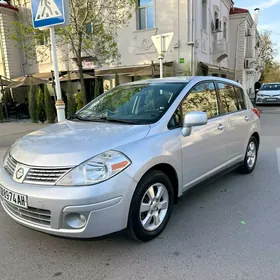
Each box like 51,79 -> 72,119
123,76 -> 243,88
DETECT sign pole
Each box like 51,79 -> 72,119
50,26 -> 65,122
159,55 -> 164,79
151,32 -> 174,80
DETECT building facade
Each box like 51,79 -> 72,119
0,0 -> 264,96
229,7 -> 263,96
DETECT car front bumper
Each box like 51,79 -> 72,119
256,96 -> 280,104
0,167 -> 137,238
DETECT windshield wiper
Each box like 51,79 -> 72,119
69,115 -> 136,124
68,114 -> 86,121
98,117 -> 137,124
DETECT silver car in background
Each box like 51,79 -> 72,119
0,77 -> 260,242
256,83 -> 280,105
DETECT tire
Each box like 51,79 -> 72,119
128,170 -> 174,242
237,136 -> 258,174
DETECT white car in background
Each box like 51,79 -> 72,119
256,83 -> 280,105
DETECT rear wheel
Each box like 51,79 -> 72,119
128,170 -> 174,242
237,136 -> 258,174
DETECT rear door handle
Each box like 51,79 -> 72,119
218,124 -> 224,131
245,116 -> 249,122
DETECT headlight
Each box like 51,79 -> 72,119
57,150 -> 131,186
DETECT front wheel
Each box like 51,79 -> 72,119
128,170 -> 174,242
237,136 -> 258,174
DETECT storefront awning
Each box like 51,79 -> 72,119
95,61 -> 177,77
200,62 -> 234,73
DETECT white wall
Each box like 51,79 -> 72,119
229,12 -> 262,95
116,0 -> 192,74
0,6 -> 23,78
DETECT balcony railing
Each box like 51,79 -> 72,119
212,39 -> 229,61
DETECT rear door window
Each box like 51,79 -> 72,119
234,87 -> 246,110
217,83 -> 239,114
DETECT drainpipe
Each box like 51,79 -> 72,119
187,0 -> 195,75
192,0 -> 196,75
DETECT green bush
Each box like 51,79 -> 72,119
36,87 -> 46,123
76,91 -> 84,111
28,86 -> 37,123
67,93 -> 77,118
44,85 -> 56,123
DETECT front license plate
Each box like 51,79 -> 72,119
0,185 -> 28,209
267,98 -> 277,101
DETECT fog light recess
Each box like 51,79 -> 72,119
65,213 -> 87,229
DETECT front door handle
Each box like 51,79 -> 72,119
218,124 -> 224,131
245,116 -> 249,122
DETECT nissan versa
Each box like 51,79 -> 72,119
0,76 -> 260,242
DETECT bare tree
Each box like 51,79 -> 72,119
258,30 -> 277,64
10,0 -> 135,105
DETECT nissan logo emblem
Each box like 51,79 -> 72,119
16,168 -> 24,180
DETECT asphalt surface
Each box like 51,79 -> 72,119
0,108 -> 280,280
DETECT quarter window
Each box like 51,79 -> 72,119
137,0 -> 154,30
182,82 -> 219,119
217,83 -> 239,113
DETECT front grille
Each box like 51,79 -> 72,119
25,168 -> 71,185
4,155 -> 17,176
4,154 -> 71,185
3,200 -> 51,227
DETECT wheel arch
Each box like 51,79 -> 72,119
136,163 -> 180,204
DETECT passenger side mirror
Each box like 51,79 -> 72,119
182,111 -> 208,137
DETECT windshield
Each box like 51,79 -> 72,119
76,83 -> 187,124
260,84 -> 280,91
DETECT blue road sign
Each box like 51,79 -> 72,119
31,0 -> 66,29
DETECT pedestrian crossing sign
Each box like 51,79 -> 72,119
31,0 -> 69,29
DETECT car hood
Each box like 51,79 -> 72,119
10,120 -> 150,167
259,90 -> 280,96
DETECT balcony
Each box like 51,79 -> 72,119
212,39 -> 229,62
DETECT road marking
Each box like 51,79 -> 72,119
277,148 -> 280,174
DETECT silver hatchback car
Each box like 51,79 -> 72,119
0,77 -> 260,242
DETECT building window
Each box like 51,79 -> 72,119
36,30 -> 49,46
223,22 -> 227,39
85,23 -> 92,35
137,0 -> 154,30
202,0 -> 207,30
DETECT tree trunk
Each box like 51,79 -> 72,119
77,61 -> 87,105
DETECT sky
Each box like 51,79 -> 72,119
234,0 -> 280,61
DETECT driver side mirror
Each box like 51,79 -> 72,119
182,111 -> 208,137
256,89 -> 259,92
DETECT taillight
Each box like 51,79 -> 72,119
252,108 -> 260,118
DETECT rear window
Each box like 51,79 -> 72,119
234,87 -> 246,110
260,84 -> 280,91
217,83 -> 239,113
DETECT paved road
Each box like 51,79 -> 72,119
0,109 -> 280,280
